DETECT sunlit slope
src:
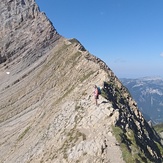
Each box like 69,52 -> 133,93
0,38 -> 162,163
0,38 -> 114,162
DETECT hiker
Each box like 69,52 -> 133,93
94,85 -> 99,106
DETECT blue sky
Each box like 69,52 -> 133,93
36,0 -> 163,78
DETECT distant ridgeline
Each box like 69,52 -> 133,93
121,77 -> 163,124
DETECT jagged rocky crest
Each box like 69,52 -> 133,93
0,0 -> 163,163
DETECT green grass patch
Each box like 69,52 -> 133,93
155,141 -> 163,157
112,126 -> 150,163
17,126 -> 30,141
154,123 -> 163,134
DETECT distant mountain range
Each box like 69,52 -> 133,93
121,77 -> 163,124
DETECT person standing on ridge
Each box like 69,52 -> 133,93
94,85 -> 99,106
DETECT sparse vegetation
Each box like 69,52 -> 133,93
65,51 -> 81,67
81,91 -> 87,96
69,38 -> 86,51
155,141 -> 163,157
57,103 -> 86,161
69,38 -> 80,44
112,126 -> 150,163
80,71 -> 95,82
55,86 -> 74,105
75,105 -> 81,111
153,123 -> 163,156
154,123 -> 163,134
17,126 -> 30,141
36,43 -> 70,78
59,128 -> 87,160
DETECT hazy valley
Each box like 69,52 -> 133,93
121,77 -> 163,124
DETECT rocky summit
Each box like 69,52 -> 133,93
0,1 -> 163,163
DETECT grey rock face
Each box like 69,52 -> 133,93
0,0 -> 60,68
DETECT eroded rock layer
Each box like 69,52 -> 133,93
0,0 -> 60,68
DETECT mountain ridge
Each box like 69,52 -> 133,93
0,0 -> 163,163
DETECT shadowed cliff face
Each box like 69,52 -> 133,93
0,1 -> 163,163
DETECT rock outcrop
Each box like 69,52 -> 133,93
0,1 -> 163,163
0,0 -> 60,69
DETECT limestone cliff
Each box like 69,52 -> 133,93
0,0 -> 60,69
0,1 -> 163,163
